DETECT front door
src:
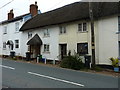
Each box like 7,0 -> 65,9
60,44 -> 67,59
30,45 -> 40,58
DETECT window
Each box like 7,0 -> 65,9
78,24 -> 82,32
59,26 -> 66,34
44,29 -> 50,37
118,16 -> 120,31
3,26 -> 7,34
28,32 -> 32,39
15,40 -> 19,48
15,22 -> 19,32
3,42 -> 6,49
28,45 -> 30,51
77,43 -> 88,55
78,23 -> 87,32
44,44 -> 49,52
83,23 -> 87,31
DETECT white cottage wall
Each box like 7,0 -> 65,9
0,25 -> 2,55
21,26 -> 59,60
2,19 -> 24,56
95,16 -> 119,65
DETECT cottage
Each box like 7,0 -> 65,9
0,2 -> 41,57
0,2 -> 119,66
20,2 -> 119,65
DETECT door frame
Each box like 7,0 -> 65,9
59,44 -> 67,60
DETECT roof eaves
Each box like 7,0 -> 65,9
20,17 -> 90,31
1,13 -> 30,25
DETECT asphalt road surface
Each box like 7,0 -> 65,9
1,59 -> 119,88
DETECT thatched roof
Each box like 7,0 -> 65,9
20,2 -> 120,31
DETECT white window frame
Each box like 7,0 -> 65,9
83,23 -> 87,32
59,26 -> 66,34
15,22 -> 19,32
78,22 -> 87,32
3,26 -> 7,34
78,23 -> 82,32
44,44 -> 50,52
15,40 -> 19,48
77,43 -> 88,55
3,42 -> 6,49
28,31 -> 32,39
44,29 -> 50,37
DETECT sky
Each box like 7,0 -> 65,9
0,0 -> 81,22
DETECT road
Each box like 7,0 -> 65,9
1,59 -> 119,88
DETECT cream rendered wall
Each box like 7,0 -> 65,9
59,21 -> 92,56
95,16 -> 118,65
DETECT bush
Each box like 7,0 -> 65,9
109,57 -> 119,67
60,56 -> 84,70
91,65 -> 103,72
12,57 -> 17,60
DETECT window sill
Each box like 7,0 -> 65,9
77,31 -> 88,33
43,52 -> 50,54
3,48 -> 6,50
59,33 -> 67,35
15,31 -> 19,33
28,37 -> 32,40
43,36 -> 50,38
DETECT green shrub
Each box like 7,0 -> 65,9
12,57 -> 17,60
60,56 -> 84,70
91,65 -> 103,72
109,57 -> 119,67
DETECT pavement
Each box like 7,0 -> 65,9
1,58 -> 119,88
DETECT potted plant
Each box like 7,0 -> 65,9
110,57 -> 119,72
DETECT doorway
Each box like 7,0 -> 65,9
59,44 -> 67,59
92,49 -> 95,65
27,34 -> 43,59
30,45 -> 41,58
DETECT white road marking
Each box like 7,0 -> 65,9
28,71 -> 84,87
0,65 -> 15,70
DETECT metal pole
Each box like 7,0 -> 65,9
45,58 -> 46,64
89,2 -> 96,66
